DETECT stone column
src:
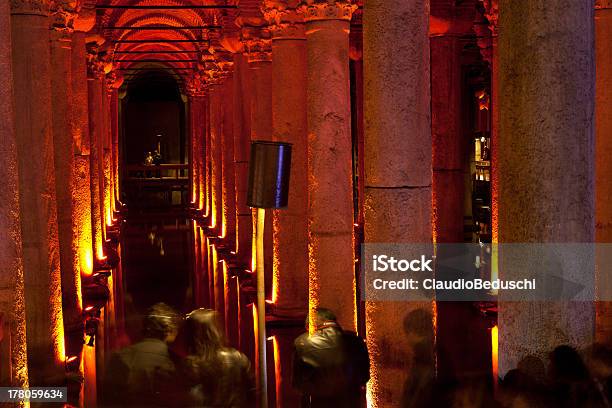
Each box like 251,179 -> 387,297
10,0 -> 66,381
363,0 -> 432,405
497,0 -> 595,374
232,53 -> 253,266
87,45 -> 106,261
301,0 -> 357,330
72,30 -> 94,278
209,84 -> 224,233
49,7 -> 83,353
263,1 -> 309,318
222,72 -> 237,244
0,0 -> 28,387
102,77 -> 113,228
108,77 -> 122,211
243,27 -> 274,292
596,0 -> 612,343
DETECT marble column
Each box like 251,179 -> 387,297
49,10 -> 83,351
232,53 -> 253,267
301,0 -> 357,330
363,0 -> 432,405
102,78 -> 113,228
72,30 -> 94,278
222,74 -> 237,244
244,30 -> 274,292
0,0 -> 28,387
264,2 -> 309,317
10,0 -> 66,381
497,0 -> 595,374
87,45 -> 106,261
596,0 -> 612,343
209,84 -> 224,233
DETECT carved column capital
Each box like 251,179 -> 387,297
10,0 -> 50,16
262,1 -> 306,40
299,0 -> 357,23
186,73 -> 208,97
479,0 -> 498,36
86,44 -> 105,80
49,1 -> 76,33
241,26 -> 272,62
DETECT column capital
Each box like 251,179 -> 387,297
478,0 -> 498,36
86,44 -> 105,80
299,0 -> 357,23
186,73 -> 208,97
240,26 -> 272,62
262,1 -> 306,40
106,71 -> 124,93
10,0 -> 50,15
49,1 -> 76,36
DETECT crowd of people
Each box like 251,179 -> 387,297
101,305 -> 369,408
100,303 -> 612,408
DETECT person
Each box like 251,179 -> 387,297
548,345 -> 606,408
292,307 -> 370,408
144,151 -> 154,166
102,303 -> 179,407
171,308 -> 254,407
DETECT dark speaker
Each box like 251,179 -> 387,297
247,141 -> 292,209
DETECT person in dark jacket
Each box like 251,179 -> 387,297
171,308 -> 255,408
102,303 -> 180,407
292,307 -> 370,408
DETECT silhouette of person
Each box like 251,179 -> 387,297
292,307 -> 370,408
102,303 -> 179,407
171,308 -> 254,408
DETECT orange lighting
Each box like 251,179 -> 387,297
271,336 -> 281,408
81,247 -> 93,277
251,303 -> 260,390
491,325 -> 499,393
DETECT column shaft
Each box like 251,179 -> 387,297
363,0 -> 433,405
50,29 -> 83,342
303,2 -> 356,330
232,54 -> 252,266
0,0 -> 28,387
222,76 -> 236,244
88,73 -> 105,260
72,32 -> 94,277
498,0 -> 595,374
270,18 -> 309,317
11,1 -> 66,379
596,3 -> 612,343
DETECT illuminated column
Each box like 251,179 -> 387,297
431,35 -> 464,244
263,1 -> 309,317
87,44 -> 106,261
221,70 -> 237,243
49,7 -> 83,347
301,0 -> 357,329
497,0 -> 595,374
102,75 -> 113,228
363,0 -> 432,405
72,27 -> 94,278
232,53 -> 252,266
10,0 -> 66,380
108,75 -> 123,211
0,0 -> 28,387
186,75 -> 207,212
209,83 -> 224,232
243,27 -> 274,287
596,0 -> 612,343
